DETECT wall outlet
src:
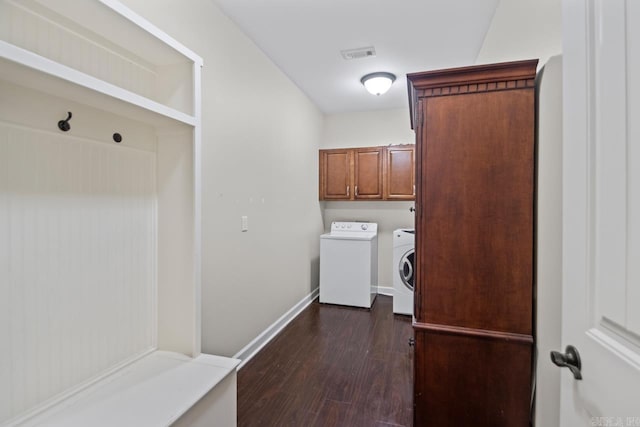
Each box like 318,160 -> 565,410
241,215 -> 248,232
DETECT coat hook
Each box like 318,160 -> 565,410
58,112 -> 72,132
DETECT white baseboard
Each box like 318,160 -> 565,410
233,287 -> 319,370
376,286 -> 395,296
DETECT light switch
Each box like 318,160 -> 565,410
241,215 -> 248,232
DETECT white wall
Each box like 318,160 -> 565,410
322,109 -> 415,149
476,0 -> 562,68
120,0 -> 325,357
321,109 -> 415,290
535,55 -> 563,427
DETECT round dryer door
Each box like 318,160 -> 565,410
399,249 -> 415,291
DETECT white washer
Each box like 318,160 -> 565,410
393,228 -> 415,315
319,221 -> 378,308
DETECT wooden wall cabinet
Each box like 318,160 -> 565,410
354,147 -> 384,199
408,60 -> 538,426
384,144 -> 415,200
319,148 -> 353,200
319,145 -> 414,201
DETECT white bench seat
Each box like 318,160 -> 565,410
21,351 -> 240,427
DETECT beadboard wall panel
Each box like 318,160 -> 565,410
0,122 -> 156,423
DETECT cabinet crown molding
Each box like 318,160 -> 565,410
407,59 -> 538,89
407,59 -> 538,130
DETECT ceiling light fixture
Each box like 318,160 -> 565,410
361,72 -> 396,96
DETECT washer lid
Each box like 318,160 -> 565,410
321,232 -> 377,241
394,228 -> 415,245
393,228 -> 415,234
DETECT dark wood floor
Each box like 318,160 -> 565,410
238,295 -> 413,427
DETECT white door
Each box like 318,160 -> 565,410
561,0 -> 640,425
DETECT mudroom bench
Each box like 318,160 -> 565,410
18,352 -> 239,427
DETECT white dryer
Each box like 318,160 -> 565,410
393,229 -> 415,315
320,221 -> 378,308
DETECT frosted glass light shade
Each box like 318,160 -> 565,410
361,72 -> 396,96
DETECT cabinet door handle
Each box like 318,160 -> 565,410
355,186 -> 359,196
413,184 -> 416,196
346,185 -> 350,197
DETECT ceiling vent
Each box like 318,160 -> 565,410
341,46 -> 376,60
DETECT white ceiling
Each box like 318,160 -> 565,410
213,0 -> 500,114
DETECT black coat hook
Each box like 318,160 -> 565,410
58,112 -> 72,132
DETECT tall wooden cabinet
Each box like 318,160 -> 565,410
407,60 -> 538,426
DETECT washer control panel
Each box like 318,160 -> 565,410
330,221 -> 377,234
